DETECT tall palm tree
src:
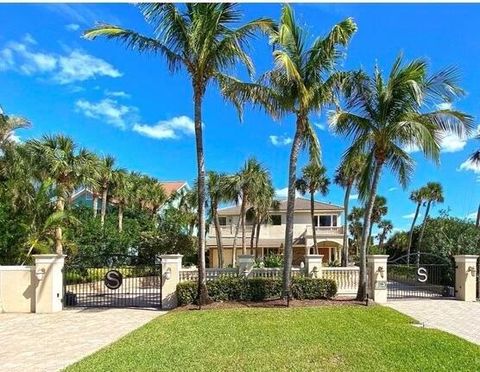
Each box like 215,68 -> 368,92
406,188 -> 426,263
26,135 -> 97,254
334,154 -> 365,265
368,195 -> 388,251
295,162 -> 330,254
417,182 -> 444,250
85,4 -> 272,305
111,170 -> 132,232
330,56 -> 473,300
251,187 -> 278,258
377,219 -> 393,252
0,105 -> 30,151
221,5 -> 357,300
99,156 -> 116,228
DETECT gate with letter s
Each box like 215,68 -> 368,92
63,254 -> 162,308
387,252 -> 455,299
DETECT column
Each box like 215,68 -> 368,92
238,255 -> 255,277
304,255 -> 323,278
454,255 -> 478,301
367,255 -> 389,304
160,254 -> 183,309
33,254 -> 66,313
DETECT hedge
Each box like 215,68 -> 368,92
177,276 -> 337,306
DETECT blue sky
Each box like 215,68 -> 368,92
1,3 -> 480,234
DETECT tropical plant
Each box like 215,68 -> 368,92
221,5 -> 357,300
376,219 -> 393,252
368,195 -> 388,251
84,3 -> 272,305
111,170 -> 132,232
330,55 -> 473,300
296,162 -> 330,253
250,186 -> 278,258
406,188 -> 426,263
417,182 -> 444,250
334,154 -> 366,265
0,105 -> 30,152
347,206 -> 364,254
99,156 -> 116,227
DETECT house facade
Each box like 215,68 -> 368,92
206,198 -> 344,268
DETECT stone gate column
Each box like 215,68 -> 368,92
367,255 -> 389,304
160,254 -> 183,309
238,255 -> 255,277
454,255 -> 478,301
33,254 -> 66,313
304,255 -> 324,278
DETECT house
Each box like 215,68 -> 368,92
206,197 -> 344,268
71,181 -> 189,212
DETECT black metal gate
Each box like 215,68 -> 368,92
387,252 -> 455,299
63,254 -> 162,308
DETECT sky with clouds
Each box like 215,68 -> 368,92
1,3 -> 480,236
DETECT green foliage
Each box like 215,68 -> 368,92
254,254 -> 284,268
177,277 -> 337,305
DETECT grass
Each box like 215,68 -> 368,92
66,305 -> 480,372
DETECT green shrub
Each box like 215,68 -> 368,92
176,277 -> 337,305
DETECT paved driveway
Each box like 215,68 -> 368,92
386,299 -> 480,345
0,308 -> 165,371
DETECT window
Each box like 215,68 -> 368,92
218,217 -> 227,226
270,215 -> 281,225
316,215 -> 332,227
332,215 -> 337,227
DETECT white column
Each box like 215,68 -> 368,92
367,255 -> 389,304
160,254 -> 183,309
305,255 -> 324,278
238,255 -> 255,277
454,255 -> 478,301
33,254 -> 66,313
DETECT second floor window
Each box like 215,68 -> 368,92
314,215 -> 338,227
270,215 -> 281,225
219,217 -> 227,226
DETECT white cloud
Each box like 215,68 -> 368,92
466,212 -> 477,220
66,23 -> 80,31
105,90 -> 130,99
402,212 -> 422,219
458,159 -> 480,174
403,143 -> 420,153
437,102 -> 453,110
388,187 -> 398,192
133,116 -> 195,140
0,36 -> 121,84
75,98 -> 133,129
313,122 -> 326,131
269,135 -> 292,146
274,187 -> 300,200
404,132 -> 468,154
349,193 -> 359,200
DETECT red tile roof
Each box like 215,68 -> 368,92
161,181 -> 188,197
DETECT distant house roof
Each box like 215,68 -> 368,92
161,181 -> 188,197
217,197 -> 343,216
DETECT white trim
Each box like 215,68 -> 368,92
0,266 -> 34,271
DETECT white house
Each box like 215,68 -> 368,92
206,197 -> 344,267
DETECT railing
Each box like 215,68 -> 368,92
179,267 -> 238,282
305,225 -> 344,236
322,267 -> 359,295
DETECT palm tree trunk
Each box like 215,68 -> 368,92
310,190 -> 318,254
118,204 -> 124,232
341,183 -> 352,266
357,161 -> 382,301
241,197 -> 247,255
378,231 -> 386,252
417,200 -> 431,252
282,120 -> 303,302
193,85 -> 210,306
406,201 -> 421,264
476,203 -> 480,228
55,196 -> 65,255
212,206 -> 224,268
93,194 -> 98,218
250,217 -> 256,252
367,222 -> 374,254
100,187 -> 108,227
231,210 -> 242,267
255,220 -> 261,258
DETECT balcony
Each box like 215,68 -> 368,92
305,225 -> 343,236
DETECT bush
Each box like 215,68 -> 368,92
176,277 -> 337,305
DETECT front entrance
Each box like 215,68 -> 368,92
387,252 -> 455,299
63,254 -> 162,308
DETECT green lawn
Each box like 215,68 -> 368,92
67,305 -> 480,372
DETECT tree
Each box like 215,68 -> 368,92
417,182 -> 444,250
406,188 -> 426,263
0,105 -> 30,152
334,154 -> 365,265
99,156 -> 116,228
368,195 -> 388,251
347,206 -> 364,255
85,4 -> 272,305
26,135 -> 97,254
221,5 -> 357,301
376,219 -> 393,252
330,56 -> 473,300
111,170 -> 132,232
296,162 -> 330,253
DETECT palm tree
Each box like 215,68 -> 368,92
99,156 -> 116,228
348,206 -> 364,255
84,4 -> 272,305
377,219 -> 393,252
368,195 -> 388,251
417,182 -> 444,251
334,154 -> 365,265
26,135 -> 97,254
295,162 -> 330,254
0,105 -> 30,151
221,5 -> 357,300
252,188 -> 278,259
406,188 -> 426,263
330,56 -> 473,300
111,170 -> 132,232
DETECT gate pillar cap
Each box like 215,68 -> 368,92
453,255 -> 479,262
33,254 -> 66,263
160,254 -> 183,263
367,255 -> 389,261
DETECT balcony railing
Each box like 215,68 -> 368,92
306,225 -> 343,236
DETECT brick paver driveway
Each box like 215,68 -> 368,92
0,308 -> 165,371
386,299 -> 480,345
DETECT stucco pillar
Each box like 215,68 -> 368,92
33,254 -> 65,313
238,255 -> 255,277
367,255 -> 388,304
305,255 -> 323,278
160,254 -> 183,309
454,255 -> 478,301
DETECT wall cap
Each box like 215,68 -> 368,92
33,254 -> 66,264
305,255 -> 324,260
238,255 -> 255,261
0,266 -> 34,271
453,255 -> 479,261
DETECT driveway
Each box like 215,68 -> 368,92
386,299 -> 480,345
0,308 -> 165,371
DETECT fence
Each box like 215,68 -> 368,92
178,266 -> 359,296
